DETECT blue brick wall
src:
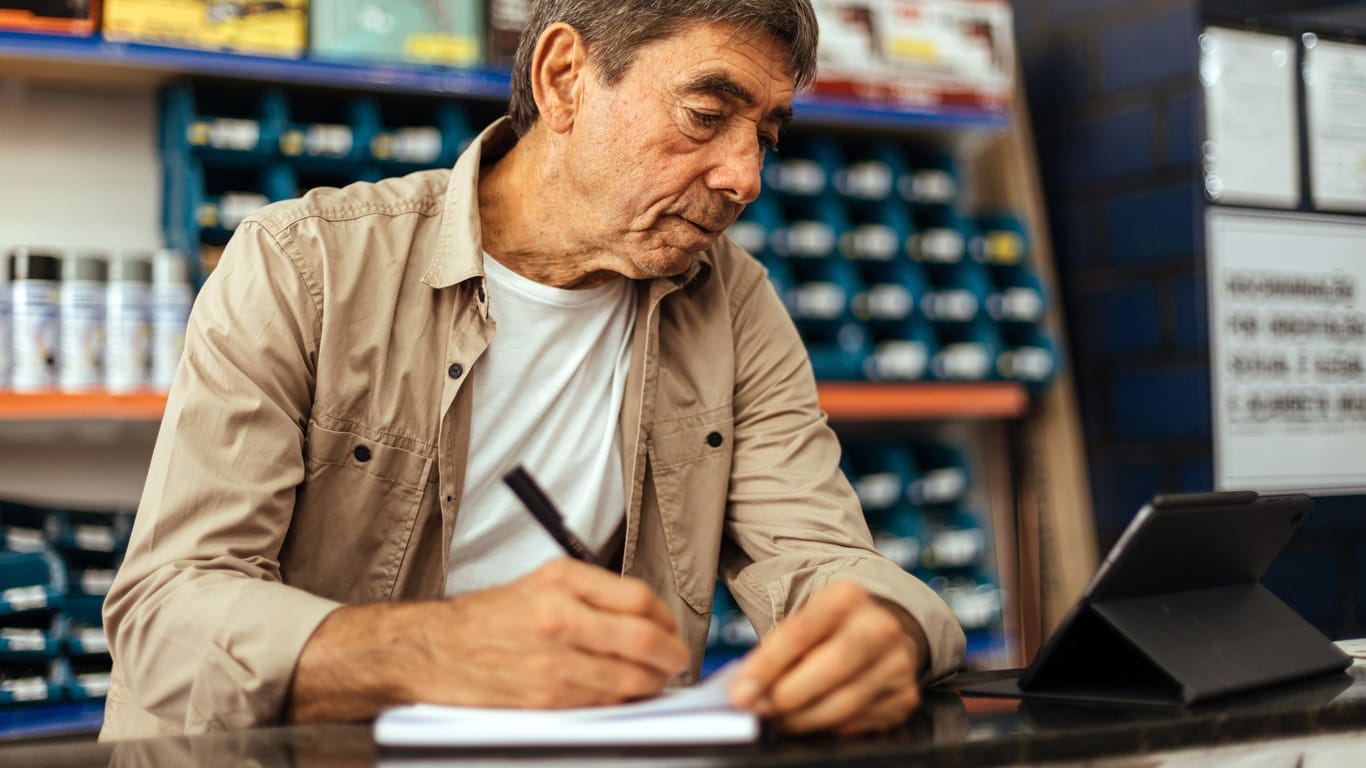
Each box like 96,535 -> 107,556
1015,0 -> 1366,639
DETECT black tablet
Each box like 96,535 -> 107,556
959,491 -> 1350,706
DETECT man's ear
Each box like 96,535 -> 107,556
530,22 -> 587,134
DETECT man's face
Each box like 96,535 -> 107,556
562,22 -> 795,280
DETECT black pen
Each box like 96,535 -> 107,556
504,465 -> 609,569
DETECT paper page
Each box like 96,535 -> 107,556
375,661 -> 759,747
1200,27 -> 1300,207
1304,36 -> 1366,211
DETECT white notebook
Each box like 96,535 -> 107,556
374,662 -> 760,747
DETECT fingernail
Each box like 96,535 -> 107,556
732,679 -> 760,706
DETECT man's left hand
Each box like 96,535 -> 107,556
729,582 -> 927,735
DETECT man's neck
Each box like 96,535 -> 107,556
477,129 -> 620,290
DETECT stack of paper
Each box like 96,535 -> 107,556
375,663 -> 759,747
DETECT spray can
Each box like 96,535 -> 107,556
152,250 -> 194,391
106,255 -> 153,393
59,252 -> 108,392
9,248 -> 62,392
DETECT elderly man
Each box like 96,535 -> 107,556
102,0 -> 965,739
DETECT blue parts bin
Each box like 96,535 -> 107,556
725,133 -> 1056,382
1,501 -> 129,711
160,79 -> 476,280
705,434 -> 1007,667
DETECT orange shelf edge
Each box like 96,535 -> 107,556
0,392 -> 169,420
818,382 -> 1029,421
0,383 -> 1025,422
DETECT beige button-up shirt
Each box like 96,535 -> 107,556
101,119 -> 965,739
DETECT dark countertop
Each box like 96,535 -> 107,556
6,666 -> 1366,767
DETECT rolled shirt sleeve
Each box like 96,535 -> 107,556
718,256 -> 966,682
103,220 -> 342,733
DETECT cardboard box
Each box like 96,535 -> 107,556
103,0 -> 307,58
0,0 -> 100,36
311,0 -> 483,68
811,0 -> 1014,112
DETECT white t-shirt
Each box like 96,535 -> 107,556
445,255 -> 637,595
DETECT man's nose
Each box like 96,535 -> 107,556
705,137 -> 765,205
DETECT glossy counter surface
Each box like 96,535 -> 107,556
6,667 -> 1366,767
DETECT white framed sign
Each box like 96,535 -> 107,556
1200,27 -> 1300,208
1304,35 -> 1366,212
1209,208 -> 1366,494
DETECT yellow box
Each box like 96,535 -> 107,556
103,0 -> 308,59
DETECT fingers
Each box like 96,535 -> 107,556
730,582 -> 927,734
730,582 -> 862,707
773,647 -> 921,734
523,560 -> 690,678
532,559 -> 679,633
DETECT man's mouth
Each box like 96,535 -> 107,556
682,218 -> 718,236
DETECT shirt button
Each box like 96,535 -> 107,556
706,431 -> 724,448
353,445 -> 372,462
448,362 -> 464,379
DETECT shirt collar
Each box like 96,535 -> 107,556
423,116 -> 713,293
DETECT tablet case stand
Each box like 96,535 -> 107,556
958,492 -> 1351,706
1022,582 -> 1347,706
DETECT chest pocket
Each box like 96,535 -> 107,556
282,421 -> 435,603
646,405 -> 734,613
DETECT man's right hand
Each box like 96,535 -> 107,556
287,559 -> 690,723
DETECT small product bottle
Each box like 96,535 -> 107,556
106,254 -> 153,393
59,252 -> 109,392
151,250 -> 194,391
9,247 -> 62,392
0,248 -> 10,389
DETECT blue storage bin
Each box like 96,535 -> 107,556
930,315 -> 1004,382
184,161 -> 294,246
906,444 -> 970,507
921,260 -> 992,325
161,81 -> 286,167
997,324 -> 1060,388
985,268 -> 1047,325
0,551 -> 66,618
44,511 -> 132,558
834,139 -> 906,203
278,92 -> 381,171
970,212 -> 1031,269
921,507 -> 988,570
0,502 -> 51,554
909,208 -> 969,265
923,569 -> 1003,632
770,194 -> 845,260
65,656 -> 111,702
863,313 -> 937,382
899,150 -> 960,208
0,613 -> 62,662
61,596 -> 108,659
764,134 -> 841,200
870,506 -> 923,572
845,442 -> 917,514
370,98 -> 472,173
0,660 -> 65,705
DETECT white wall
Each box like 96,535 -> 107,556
0,77 -> 161,253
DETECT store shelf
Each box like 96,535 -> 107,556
0,30 -> 1008,131
819,382 -> 1028,421
0,383 -> 1026,422
0,393 -> 167,421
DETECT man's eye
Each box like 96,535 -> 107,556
759,134 -> 780,153
690,110 -> 724,128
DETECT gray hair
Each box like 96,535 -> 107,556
508,0 -> 819,137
